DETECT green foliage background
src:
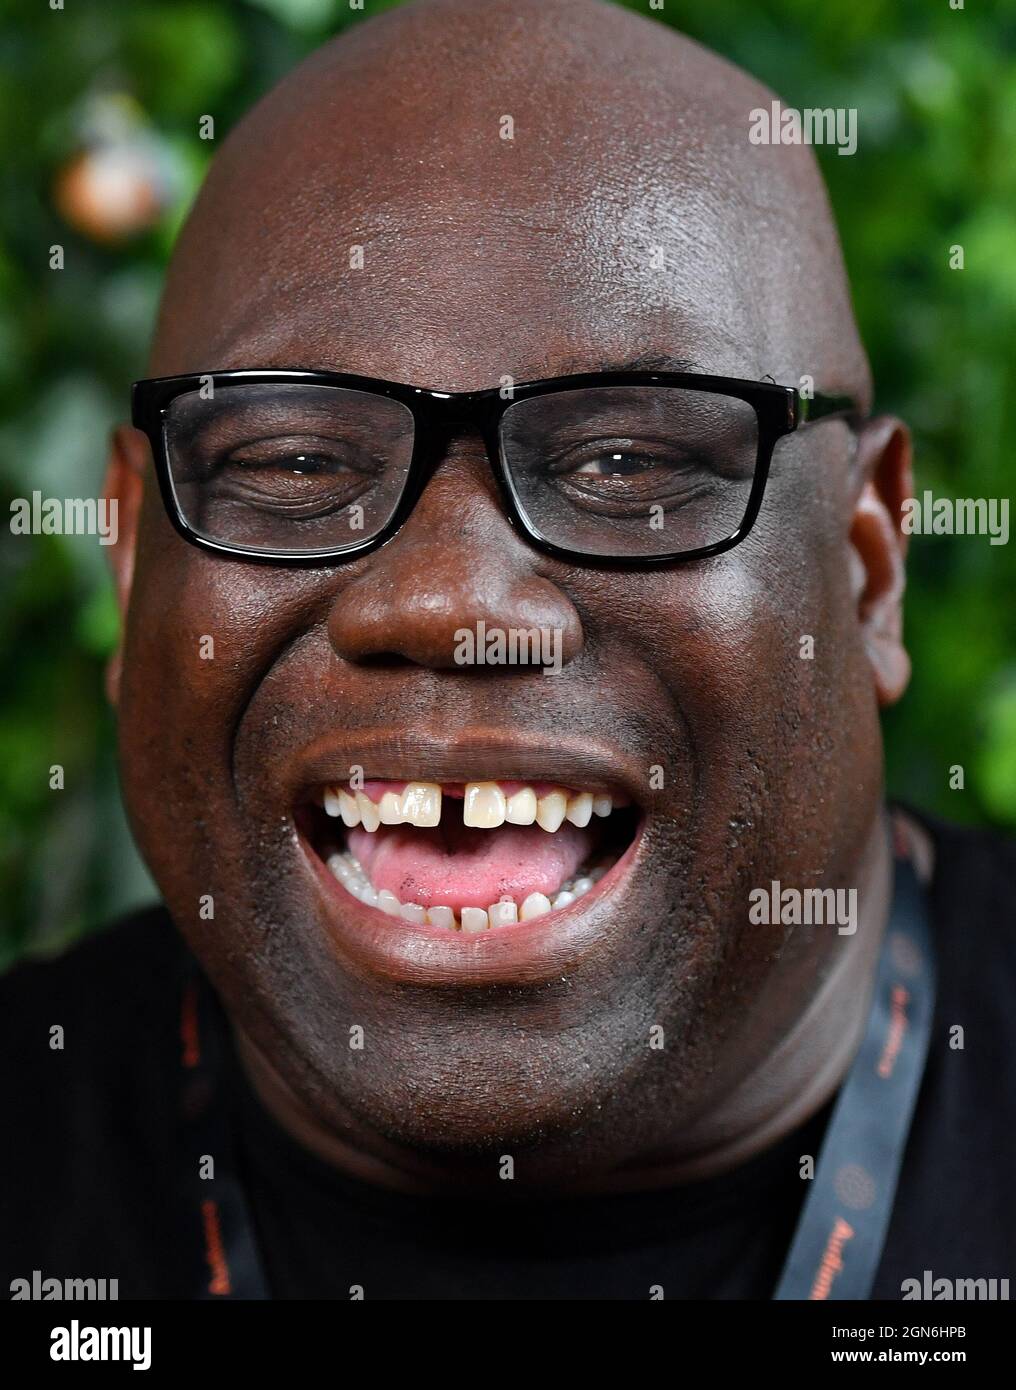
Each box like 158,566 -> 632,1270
1,0 -> 1014,968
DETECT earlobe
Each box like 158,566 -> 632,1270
102,425 -> 148,707
847,416 -> 913,708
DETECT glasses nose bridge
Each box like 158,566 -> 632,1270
398,393 -> 514,538
414,392 -> 500,471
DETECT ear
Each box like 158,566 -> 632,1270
102,425 -> 148,707
847,415 -> 913,707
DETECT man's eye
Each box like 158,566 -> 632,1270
570,452 -> 662,478
225,450 -> 349,475
555,444 -> 699,484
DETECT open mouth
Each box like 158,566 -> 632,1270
296,779 -> 641,932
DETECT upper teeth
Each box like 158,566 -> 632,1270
321,781 -> 614,831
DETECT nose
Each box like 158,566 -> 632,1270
327,454 -> 584,672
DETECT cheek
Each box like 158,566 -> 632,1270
116,514 -> 318,901
122,555 -> 265,760
590,531 -> 875,877
122,492 -> 325,735
599,554 -> 818,770
620,455 -> 864,759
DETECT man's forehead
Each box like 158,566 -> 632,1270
153,167 -> 768,388
166,320 -> 735,396
150,0 -> 867,401
161,241 -> 760,394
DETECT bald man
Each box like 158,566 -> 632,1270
3,0 -> 1014,1304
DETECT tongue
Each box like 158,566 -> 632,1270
346,820 -> 595,911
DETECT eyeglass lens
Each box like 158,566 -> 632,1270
163,382 -> 760,558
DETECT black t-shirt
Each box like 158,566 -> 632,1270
2,812 -> 1013,1300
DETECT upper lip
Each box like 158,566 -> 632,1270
286,727 -> 646,810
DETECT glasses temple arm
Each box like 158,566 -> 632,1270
798,391 -> 865,427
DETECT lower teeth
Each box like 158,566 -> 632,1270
325,851 -> 610,930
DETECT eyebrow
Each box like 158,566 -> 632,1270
560,351 -> 708,376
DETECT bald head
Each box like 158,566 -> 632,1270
152,0 -> 869,407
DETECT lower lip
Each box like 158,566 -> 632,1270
300,821 -> 646,987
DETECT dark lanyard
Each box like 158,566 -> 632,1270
178,849 -> 934,1301
178,968 -> 272,1299
773,850 -> 935,1299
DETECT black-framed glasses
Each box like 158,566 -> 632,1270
130,368 -> 861,567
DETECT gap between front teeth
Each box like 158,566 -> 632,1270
322,780 -> 614,831
325,850 -> 608,930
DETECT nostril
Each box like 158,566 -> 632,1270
354,651 -> 418,669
